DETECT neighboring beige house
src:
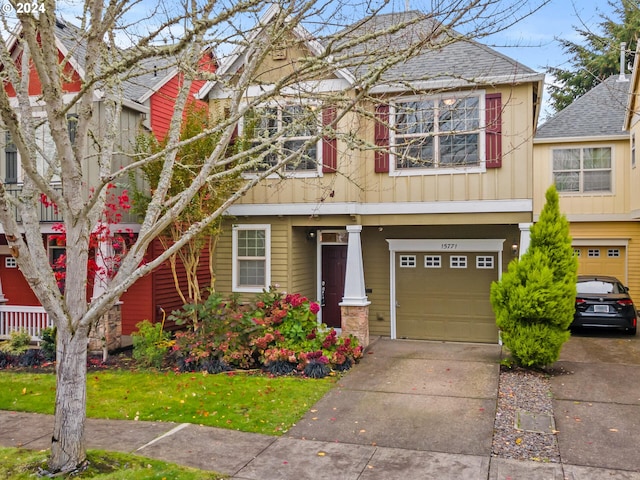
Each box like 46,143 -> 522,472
534,73 -> 640,295
200,7 -> 544,344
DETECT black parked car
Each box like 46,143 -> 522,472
572,275 -> 637,335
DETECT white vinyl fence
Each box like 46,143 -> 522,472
0,305 -> 52,341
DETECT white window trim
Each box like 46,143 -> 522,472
232,224 -> 271,293
239,102 -> 323,180
399,255 -> 417,268
476,255 -> 494,269
551,144 -> 614,195
388,91 -> 486,177
424,255 -> 442,268
450,255 -> 468,268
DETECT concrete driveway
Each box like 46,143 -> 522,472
551,331 -> 640,473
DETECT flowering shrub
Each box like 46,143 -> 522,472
165,288 -> 363,378
169,293 -> 259,371
248,288 -> 363,377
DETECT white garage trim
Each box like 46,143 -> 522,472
572,238 -> 629,246
386,238 -> 505,339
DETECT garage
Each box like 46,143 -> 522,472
574,245 -> 626,283
388,239 -> 504,343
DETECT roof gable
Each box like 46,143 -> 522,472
198,4 -> 356,99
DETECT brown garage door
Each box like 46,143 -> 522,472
575,246 -> 626,282
396,252 -> 499,343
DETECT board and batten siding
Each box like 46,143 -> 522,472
533,138 -> 630,217
233,83 -> 534,209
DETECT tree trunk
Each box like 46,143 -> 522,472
49,324 -> 89,473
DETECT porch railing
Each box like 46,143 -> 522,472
0,305 -> 52,341
4,184 -> 63,223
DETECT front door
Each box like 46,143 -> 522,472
321,245 -> 347,328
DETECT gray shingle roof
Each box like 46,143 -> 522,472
331,11 -> 539,84
536,75 -> 630,139
55,18 -> 177,104
121,55 -> 177,103
54,18 -> 88,75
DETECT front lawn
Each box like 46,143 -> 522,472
0,370 -> 335,435
0,447 -> 225,479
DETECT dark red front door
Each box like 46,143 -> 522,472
321,245 -> 347,329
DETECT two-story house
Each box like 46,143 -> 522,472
0,18 -> 214,339
200,8 -> 544,344
533,73 -> 639,294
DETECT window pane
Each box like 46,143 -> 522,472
552,149 -> 580,170
239,259 -> 265,286
584,148 -> 611,169
439,97 -> 479,132
284,140 -> 317,170
440,134 -> 479,166
395,101 -> 434,135
396,138 -> 434,168
554,171 -> 579,192
238,230 -> 265,256
583,170 -> 611,192
283,105 -> 316,137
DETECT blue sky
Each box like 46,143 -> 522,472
486,0 -> 618,73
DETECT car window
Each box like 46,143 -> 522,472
576,280 -> 622,294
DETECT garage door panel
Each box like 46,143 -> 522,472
575,246 -> 626,282
396,252 -> 498,343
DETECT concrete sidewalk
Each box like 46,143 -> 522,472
1,336 -> 640,479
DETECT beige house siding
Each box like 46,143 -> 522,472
533,138 -> 630,217
232,83 -> 535,208
630,124 -> 640,216
289,225 -> 317,300
569,221 -> 640,295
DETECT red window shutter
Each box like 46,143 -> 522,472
322,107 -> 337,173
485,93 -> 502,168
374,104 -> 390,173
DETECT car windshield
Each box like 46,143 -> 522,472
577,280 -> 623,295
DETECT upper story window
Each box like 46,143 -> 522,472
243,104 -> 321,176
389,94 -> 483,174
2,115 -> 77,185
553,147 -> 612,193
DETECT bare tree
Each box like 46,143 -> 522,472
0,0 -> 546,473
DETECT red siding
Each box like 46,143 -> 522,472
150,51 -> 217,141
0,259 -> 40,305
150,238 -> 212,330
5,48 -> 82,97
120,272 -> 154,335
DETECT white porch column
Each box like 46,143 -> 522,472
340,225 -> 369,306
339,225 -> 370,347
518,223 -> 533,258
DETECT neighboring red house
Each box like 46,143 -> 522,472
118,49 -> 217,334
0,18 -> 217,338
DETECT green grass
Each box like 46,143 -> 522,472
0,447 -> 226,479
0,370 -> 336,435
